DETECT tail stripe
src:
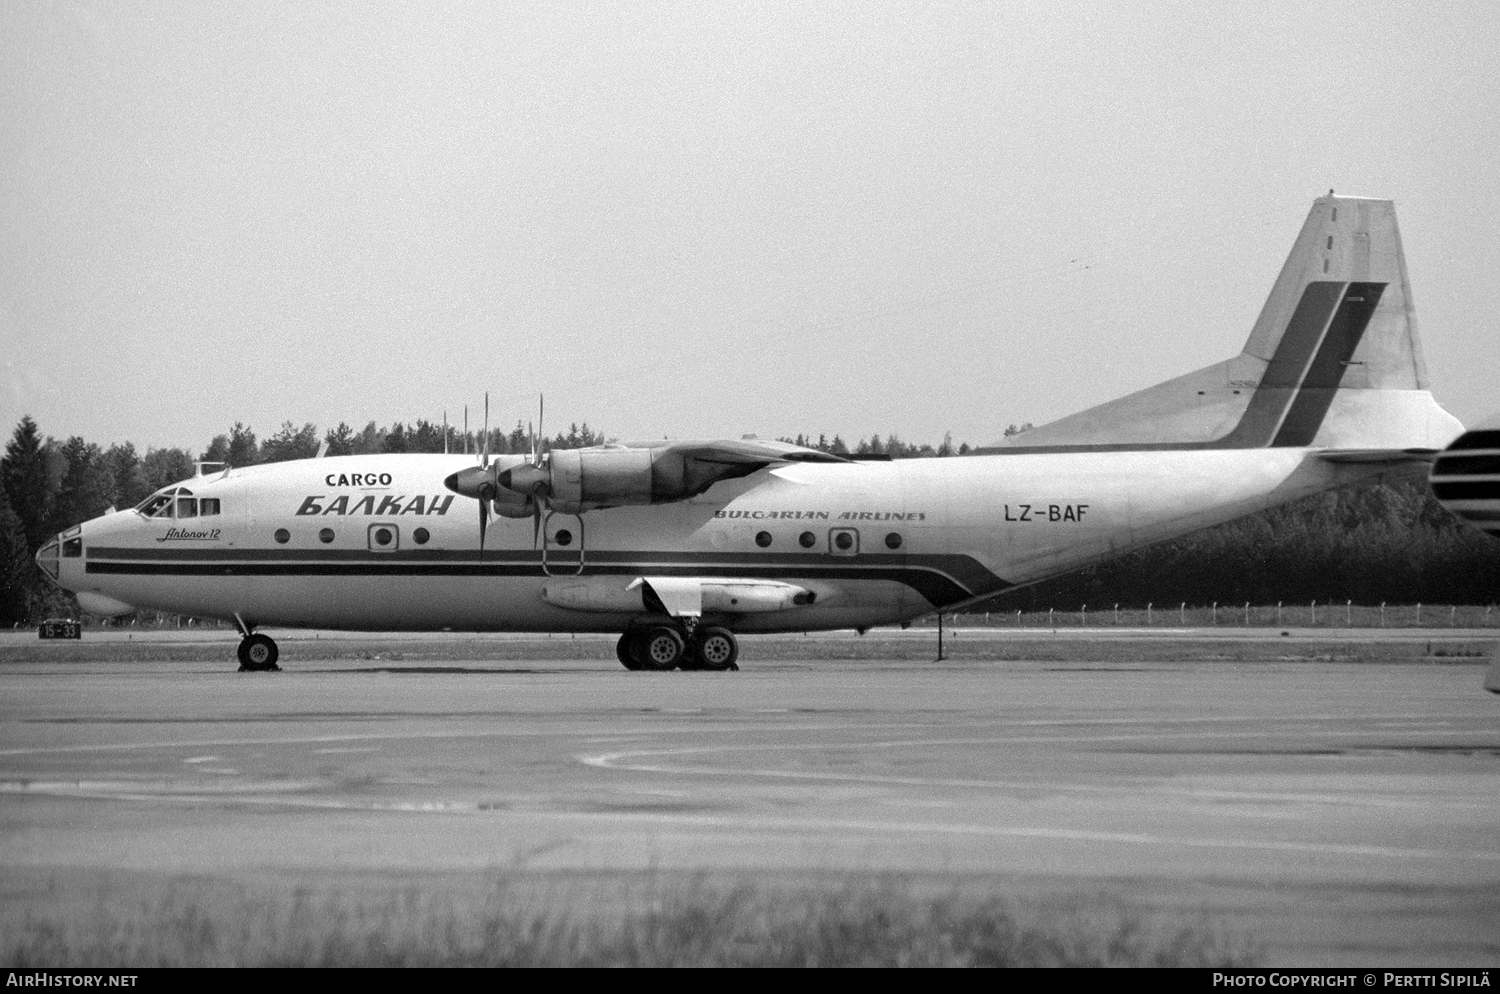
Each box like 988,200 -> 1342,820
1271,282 -> 1386,447
1218,280 -> 1345,446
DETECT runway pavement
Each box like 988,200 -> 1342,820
1,636 -> 1497,966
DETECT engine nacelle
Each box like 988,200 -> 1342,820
549,448 -> 655,506
529,446 -> 765,511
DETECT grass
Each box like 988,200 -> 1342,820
1,872 -> 1260,968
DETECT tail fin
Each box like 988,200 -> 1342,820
982,194 -> 1461,453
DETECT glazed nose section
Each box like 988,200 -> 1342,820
35,536 -> 61,584
34,527 -> 82,589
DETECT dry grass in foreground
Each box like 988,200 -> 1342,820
4,873 -> 1260,968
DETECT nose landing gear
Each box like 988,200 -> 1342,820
616,624 -> 739,672
237,633 -> 280,671
233,614 -> 280,672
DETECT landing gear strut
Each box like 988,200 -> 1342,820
617,624 -> 738,672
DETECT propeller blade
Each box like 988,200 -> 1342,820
532,503 -> 542,550
482,392 -> 490,468
477,482 -> 494,559
536,394 -> 544,468
464,405 -> 469,456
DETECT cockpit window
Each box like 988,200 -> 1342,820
136,487 -> 220,520
137,493 -> 176,518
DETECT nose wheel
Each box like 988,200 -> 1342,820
617,625 -> 738,671
237,633 -> 280,672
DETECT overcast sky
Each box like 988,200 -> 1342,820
4,1 -> 1497,455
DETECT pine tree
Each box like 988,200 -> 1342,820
323,423 -> 356,457
226,423 -> 258,466
259,422 -> 319,463
50,437 -> 113,533
2,416 -> 55,555
0,488 -> 32,626
143,448 -> 196,491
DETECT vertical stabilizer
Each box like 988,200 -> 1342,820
1244,195 -> 1426,388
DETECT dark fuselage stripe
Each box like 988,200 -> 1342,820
83,558 -> 1000,607
87,547 -> 996,584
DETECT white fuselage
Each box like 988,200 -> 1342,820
53,449 -> 1382,633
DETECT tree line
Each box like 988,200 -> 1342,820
203,418 -> 611,466
975,470 -> 1500,612
4,414 -> 1498,626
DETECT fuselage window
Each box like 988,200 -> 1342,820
176,498 -> 198,518
274,529 -> 290,544
319,528 -> 335,544
413,527 -> 430,545
200,498 -> 220,516
799,531 -> 816,548
755,531 -> 773,548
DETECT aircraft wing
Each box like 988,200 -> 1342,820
620,438 -> 849,466
640,438 -> 849,500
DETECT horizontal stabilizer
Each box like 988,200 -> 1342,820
1317,448 -> 1438,465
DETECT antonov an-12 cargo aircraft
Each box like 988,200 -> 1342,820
37,194 -> 1463,672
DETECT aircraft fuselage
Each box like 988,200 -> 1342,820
52,449 -> 1382,634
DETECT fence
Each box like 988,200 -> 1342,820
932,602 -> 1500,629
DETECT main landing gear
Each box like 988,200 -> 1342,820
616,623 -> 739,672
233,614 -> 280,672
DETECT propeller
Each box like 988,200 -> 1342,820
442,392 -> 500,558
443,393 -> 556,556
498,394 -> 549,547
